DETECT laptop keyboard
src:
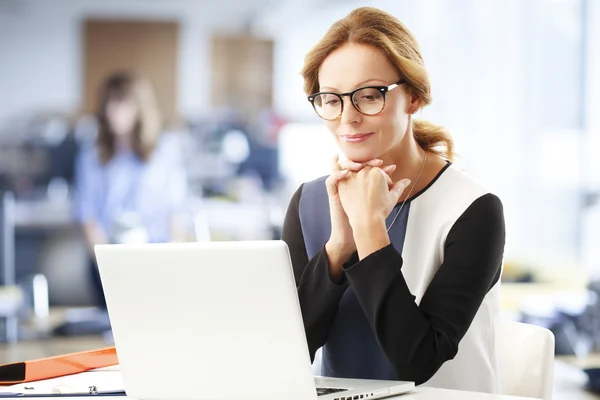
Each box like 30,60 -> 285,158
317,387 -> 348,396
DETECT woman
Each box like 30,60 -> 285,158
281,7 -> 505,394
75,71 -> 188,308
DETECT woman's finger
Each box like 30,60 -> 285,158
325,169 -> 349,196
366,159 -> 383,167
331,154 -> 341,172
332,169 -> 350,182
377,168 -> 394,187
338,159 -> 366,172
338,158 -> 383,172
382,164 -> 397,175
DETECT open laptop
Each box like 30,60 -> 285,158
95,240 -> 414,400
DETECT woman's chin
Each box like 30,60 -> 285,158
341,148 -> 380,163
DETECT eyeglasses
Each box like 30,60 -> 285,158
307,80 -> 406,121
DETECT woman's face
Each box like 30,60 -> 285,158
105,96 -> 139,137
317,43 -> 413,163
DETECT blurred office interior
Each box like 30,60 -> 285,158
0,0 -> 600,397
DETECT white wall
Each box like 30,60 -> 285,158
581,0 -> 600,277
0,1 -> 81,125
584,0 -> 600,136
0,0 -> 268,126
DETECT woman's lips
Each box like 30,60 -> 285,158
341,132 -> 374,143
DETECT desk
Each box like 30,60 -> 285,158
401,387 -> 535,399
57,388 -> 536,399
2,309 -> 600,399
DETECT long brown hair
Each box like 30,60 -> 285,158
301,7 -> 453,160
96,71 -> 162,164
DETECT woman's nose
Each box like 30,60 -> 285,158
339,96 -> 361,125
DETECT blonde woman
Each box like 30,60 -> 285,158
282,7 -> 505,393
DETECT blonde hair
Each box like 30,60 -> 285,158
96,71 -> 162,164
301,7 -> 453,160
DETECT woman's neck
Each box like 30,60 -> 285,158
380,129 -> 425,189
380,126 -> 450,203
114,134 -> 134,152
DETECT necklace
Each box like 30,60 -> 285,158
386,149 -> 428,232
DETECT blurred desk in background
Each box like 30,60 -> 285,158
501,282 -> 589,316
199,197 -> 279,241
14,195 -> 75,229
1,192 -> 91,343
13,195 -> 91,307
0,307 -> 106,364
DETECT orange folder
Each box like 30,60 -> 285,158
0,347 -> 118,385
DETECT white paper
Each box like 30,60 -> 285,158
0,366 -> 124,395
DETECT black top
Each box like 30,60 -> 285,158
281,180 -> 505,385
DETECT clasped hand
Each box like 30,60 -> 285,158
336,158 -> 410,231
324,155 -> 411,269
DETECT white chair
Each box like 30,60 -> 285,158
311,320 -> 555,399
496,320 -> 555,400
312,347 -> 323,375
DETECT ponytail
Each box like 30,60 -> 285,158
413,119 -> 454,161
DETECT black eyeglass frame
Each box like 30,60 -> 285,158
307,79 -> 406,120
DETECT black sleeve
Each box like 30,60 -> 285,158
281,184 -> 354,362
344,193 -> 505,385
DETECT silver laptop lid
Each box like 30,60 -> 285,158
95,240 -> 317,400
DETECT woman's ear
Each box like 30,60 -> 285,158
408,95 -> 422,115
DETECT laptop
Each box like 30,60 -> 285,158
95,240 -> 414,400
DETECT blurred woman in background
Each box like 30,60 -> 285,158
75,71 -> 188,308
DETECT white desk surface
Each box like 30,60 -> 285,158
61,387 -> 537,400
394,386 -> 536,399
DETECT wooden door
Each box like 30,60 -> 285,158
83,20 -> 179,124
211,36 -> 274,121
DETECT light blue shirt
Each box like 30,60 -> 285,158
75,133 -> 188,243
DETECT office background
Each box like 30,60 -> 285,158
1,0 -> 600,398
